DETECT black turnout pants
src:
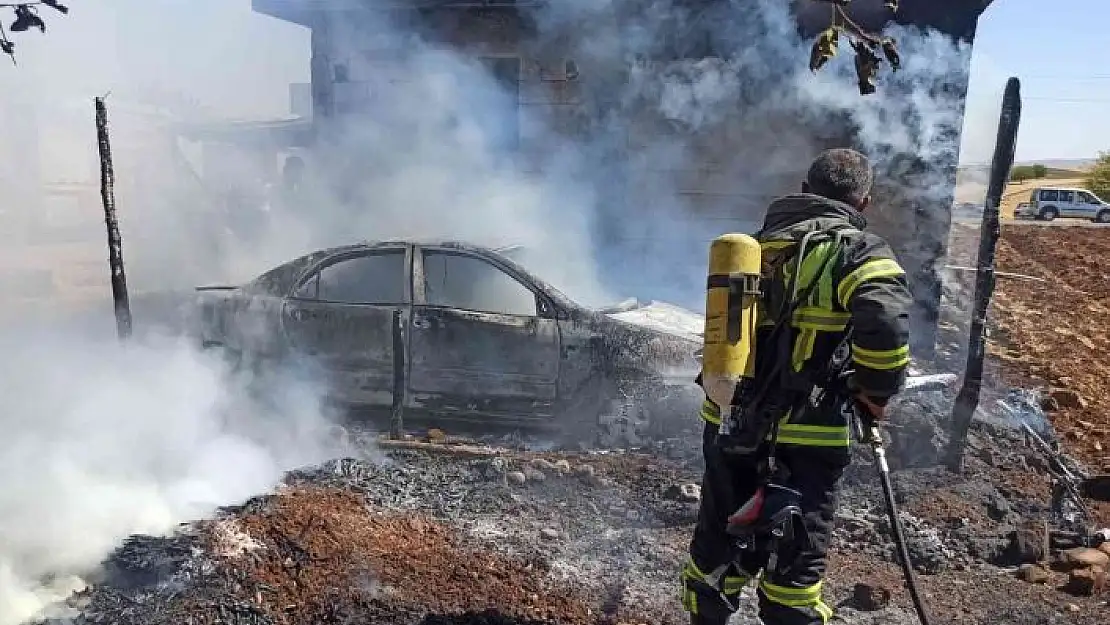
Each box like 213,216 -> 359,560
682,422 -> 846,625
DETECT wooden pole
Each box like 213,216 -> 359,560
944,77 -> 1022,473
95,96 -> 133,341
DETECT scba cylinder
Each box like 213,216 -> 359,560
701,233 -> 761,410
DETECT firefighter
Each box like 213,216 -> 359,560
681,148 -> 912,625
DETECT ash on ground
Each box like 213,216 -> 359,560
29,386 -> 1110,625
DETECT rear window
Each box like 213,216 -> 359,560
1039,189 -> 1059,201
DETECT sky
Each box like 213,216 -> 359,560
966,0 -> 1107,162
0,0 -> 1103,170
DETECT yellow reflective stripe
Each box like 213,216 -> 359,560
700,399 -> 721,425
682,588 -> 698,614
786,241 -> 841,373
815,599 -> 833,623
790,241 -> 836,304
837,258 -> 904,307
791,307 -> 850,331
777,423 -> 851,447
852,343 -> 911,370
761,241 -> 795,251
791,328 -> 817,372
682,557 -> 707,581
722,575 -> 749,594
760,580 -> 825,607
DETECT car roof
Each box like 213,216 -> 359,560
357,239 -> 507,253
270,239 -> 579,310
1032,187 -> 1092,193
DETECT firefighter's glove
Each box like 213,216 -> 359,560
854,393 -> 887,421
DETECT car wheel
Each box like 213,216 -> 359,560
1039,207 -> 1058,221
1096,210 -> 1110,224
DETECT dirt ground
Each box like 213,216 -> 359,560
948,223 -> 1110,470
33,222 -> 1110,625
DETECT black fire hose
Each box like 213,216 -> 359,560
853,409 -> 934,625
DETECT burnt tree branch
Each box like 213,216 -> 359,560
944,77 -> 1022,473
95,96 -> 133,341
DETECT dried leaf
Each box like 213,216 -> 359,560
852,39 -> 881,96
881,37 -> 901,72
884,0 -> 899,11
809,28 -> 839,73
10,6 -> 46,33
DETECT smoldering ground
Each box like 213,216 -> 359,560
0,320 -> 349,625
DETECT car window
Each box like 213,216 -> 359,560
422,251 -> 537,317
294,251 -> 407,304
1040,189 -> 1058,201
1079,192 -> 1100,204
1059,190 -> 1075,203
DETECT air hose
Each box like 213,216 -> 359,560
856,415 -> 934,625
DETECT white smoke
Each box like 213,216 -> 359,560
0,323 -> 344,625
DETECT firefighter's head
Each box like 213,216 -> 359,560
802,148 -> 874,211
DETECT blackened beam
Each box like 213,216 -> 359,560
944,77 -> 1021,473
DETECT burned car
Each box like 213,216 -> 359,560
193,240 -> 704,446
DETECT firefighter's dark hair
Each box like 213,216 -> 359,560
806,148 -> 874,206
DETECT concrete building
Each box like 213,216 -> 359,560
250,0 -> 997,358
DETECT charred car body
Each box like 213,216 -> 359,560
193,240 -> 704,446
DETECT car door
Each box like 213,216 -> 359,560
407,246 -> 561,418
1057,190 -> 1077,217
1078,191 -> 1102,218
280,245 -> 411,406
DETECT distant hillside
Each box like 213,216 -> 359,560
1019,158 -> 1095,172
959,158 -> 1095,174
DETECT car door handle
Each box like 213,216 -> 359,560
411,316 -> 431,329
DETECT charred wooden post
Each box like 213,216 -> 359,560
95,96 -> 133,341
945,77 -> 1022,473
389,308 -> 405,439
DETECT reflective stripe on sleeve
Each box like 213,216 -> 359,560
836,258 -> 905,307
852,343 -> 911,371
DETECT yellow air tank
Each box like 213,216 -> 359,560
701,233 -> 762,413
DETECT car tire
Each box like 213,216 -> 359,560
1039,207 -> 1058,221
1096,210 -> 1110,224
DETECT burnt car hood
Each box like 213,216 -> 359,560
602,300 -> 704,342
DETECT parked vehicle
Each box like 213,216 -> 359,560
192,240 -> 704,447
1015,187 -> 1110,222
